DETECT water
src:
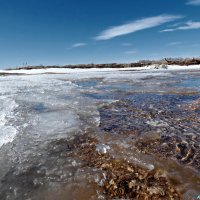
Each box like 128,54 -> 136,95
0,69 -> 200,199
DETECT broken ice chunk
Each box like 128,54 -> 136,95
96,144 -> 111,154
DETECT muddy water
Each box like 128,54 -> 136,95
0,69 -> 200,199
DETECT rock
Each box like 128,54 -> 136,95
128,180 -> 136,189
147,186 -> 165,196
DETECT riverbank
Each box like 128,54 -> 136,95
0,64 -> 200,75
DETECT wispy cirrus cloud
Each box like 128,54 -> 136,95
167,41 -> 182,46
121,43 -> 133,46
186,0 -> 200,5
72,43 -> 87,48
160,28 -> 174,32
95,15 -> 183,40
191,43 -> 200,47
161,21 -> 200,32
178,21 -> 200,30
124,50 -> 137,54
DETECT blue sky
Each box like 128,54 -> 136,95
0,0 -> 200,68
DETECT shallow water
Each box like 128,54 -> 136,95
0,69 -> 200,199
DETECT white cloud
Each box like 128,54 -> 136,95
168,22 -> 183,27
95,15 -> 183,40
167,41 -> 182,46
72,43 -> 87,48
160,28 -> 174,32
178,21 -> 200,30
191,43 -> 200,47
121,43 -> 132,46
186,0 -> 200,5
124,50 -> 137,54
161,21 -> 200,32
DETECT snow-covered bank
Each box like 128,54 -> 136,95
0,64 -> 200,75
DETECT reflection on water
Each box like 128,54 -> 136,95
0,69 -> 200,199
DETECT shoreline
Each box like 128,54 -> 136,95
1,64 -> 200,75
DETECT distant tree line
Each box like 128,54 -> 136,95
9,57 -> 200,70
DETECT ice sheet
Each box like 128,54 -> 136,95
0,68 -> 199,199
0,96 -> 18,148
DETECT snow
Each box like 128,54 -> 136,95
149,64 -> 200,71
0,64 -> 200,75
